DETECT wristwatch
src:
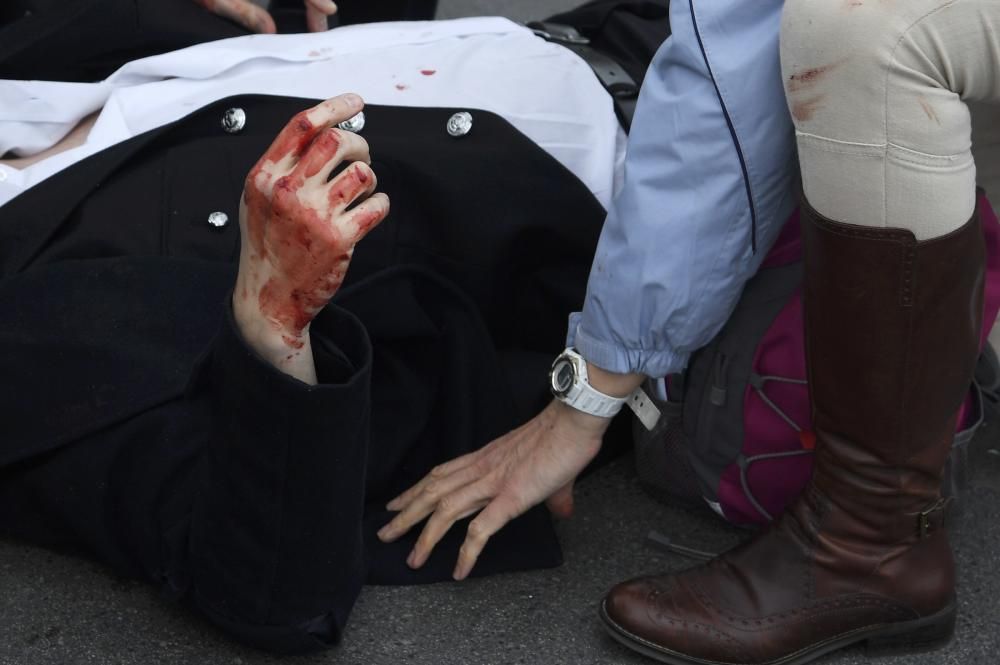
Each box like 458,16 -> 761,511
549,347 -> 630,418
549,347 -> 662,429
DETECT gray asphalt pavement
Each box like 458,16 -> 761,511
2,2 -> 998,664
3,432 -> 999,665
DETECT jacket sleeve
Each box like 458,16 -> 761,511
0,289 -> 374,654
184,301 -> 374,653
567,0 -> 799,378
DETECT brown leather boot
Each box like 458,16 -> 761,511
600,198 -> 987,665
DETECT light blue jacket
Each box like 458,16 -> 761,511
567,0 -> 799,378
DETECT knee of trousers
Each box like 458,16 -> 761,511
778,1 -> 888,70
779,0 -> 980,238
779,1 -> 969,145
778,0 -> 947,76
778,1 -> 889,129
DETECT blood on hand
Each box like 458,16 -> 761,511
236,95 -> 389,358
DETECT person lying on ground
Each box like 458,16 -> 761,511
0,12 -> 653,653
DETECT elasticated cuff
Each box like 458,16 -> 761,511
566,312 -> 689,378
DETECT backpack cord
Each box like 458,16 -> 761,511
750,374 -> 808,433
646,530 -> 720,562
738,449 -> 815,522
741,373 -> 813,522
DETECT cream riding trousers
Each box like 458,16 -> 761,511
780,0 -> 1000,351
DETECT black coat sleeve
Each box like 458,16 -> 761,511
0,259 -> 376,653
185,302 -> 374,652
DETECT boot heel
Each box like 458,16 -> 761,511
864,605 -> 956,655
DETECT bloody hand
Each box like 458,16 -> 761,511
233,93 -> 389,383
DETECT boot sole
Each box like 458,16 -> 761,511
598,598 -> 956,665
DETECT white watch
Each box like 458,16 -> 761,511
549,348 -> 662,428
549,348 -> 628,418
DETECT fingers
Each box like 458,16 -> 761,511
454,493 -> 524,580
385,451 -> 481,512
303,95 -> 365,133
306,0 -> 338,13
195,0 -> 276,34
291,127 -> 370,182
377,459 -> 483,544
327,162 -> 376,211
289,128 -> 343,181
545,481 -> 576,519
409,492 -> 490,569
305,0 -> 337,32
261,94 -> 364,167
342,192 -> 389,245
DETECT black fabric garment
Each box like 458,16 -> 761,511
546,0 -> 671,88
0,99 -> 605,652
0,0 -> 437,82
0,0 -> 245,82
271,0 -> 438,24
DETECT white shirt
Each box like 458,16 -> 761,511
0,17 -> 625,209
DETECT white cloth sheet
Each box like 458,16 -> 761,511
0,17 -> 626,209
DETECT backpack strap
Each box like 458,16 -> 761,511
977,345 -> 1000,404
528,21 -> 640,131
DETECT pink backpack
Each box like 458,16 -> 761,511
635,191 -> 1000,527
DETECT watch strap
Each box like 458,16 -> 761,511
627,387 -> 662,431
564,379 -> 628,418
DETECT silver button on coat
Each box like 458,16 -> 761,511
446,112 -> 473,138
221,108 -> 247,134
207,211 -> 229,228
338,111 -> 366,133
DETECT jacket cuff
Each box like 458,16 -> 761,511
566,313 -> 689,378
188,299 -> 373,651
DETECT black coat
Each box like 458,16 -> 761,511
0,99 -> 607,652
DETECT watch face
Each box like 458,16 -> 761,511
551,359 -> 575,397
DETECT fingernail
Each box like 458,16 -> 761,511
343,93 -> 363,108
406,550 -> 416,568
377,527 -> 389,541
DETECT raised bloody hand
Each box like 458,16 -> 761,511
233,94 -> 389,384
192,0 -> 338,34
